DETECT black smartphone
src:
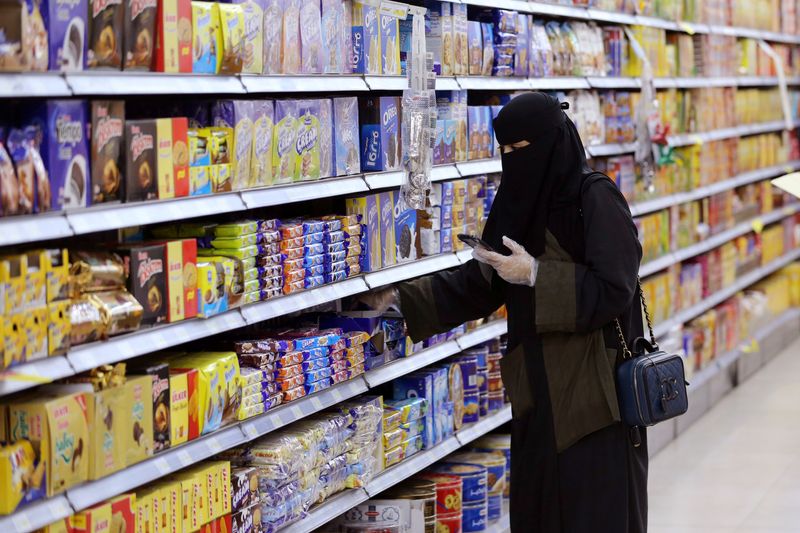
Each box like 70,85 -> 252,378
457,234 -> 495,252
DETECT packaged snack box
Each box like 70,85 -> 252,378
212,100 -> 254,190
394,192 -> 418,263
0,440 -> 42,513
155,0 -> 192,72
281,0 -> 301,74
90,100 -> 124,204
88,0 -> 124,68
81,382 -> 129,479
169,368 -> 199,445
319,98 -> 333,179
293,99 -> 322,182
30,99 -> 91,209
48,300 -> 71,355
196,261 -> 229,317
69,502 -> 112,533
345,194 -> 380,272
5,387 -> 90,496
359,96 -> 400,172
425,0 -> 452,75
163,238 -> 198,322
380,13 -> 399,75
191,1 -> 221,73
129,361 -> 171,453
378,191 -> 396,267
299,1 -> 323,73
190,166 -> 211,196
333,97 -> 360,176
453,3 -> 468,75
321,0 -> 348,73
155,118 -> 176,199
109,494 -> 136,533
262,0 -> 283,74
171,117 -> 190,197
123,0 -> 157,69
480,22 -> 493,76
251,99 -> 274,187
40,0 -> 88,70
233,0 -> 263,74
125,119 -> 157,201
352,0 -> 379,74
467,21 -> 482,75
116,243 -> 168,326
218,2 -> 244,73
272,100 -> 298,184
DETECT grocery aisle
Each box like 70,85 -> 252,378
649,338 -> 800,533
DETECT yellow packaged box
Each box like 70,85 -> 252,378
217,3 -> 245,74
23,251 -> 46,310
170,471 -> 203,531
126,375 -> 155,466
89,384 -> 128,479
5,387 -> 90,496
43,249 -> 69,303
134,486 -> 155,533
109,493 -> 137,533
157,480 -> 181,533
170,352 -> 240,435
48,300 -> 71,356
0,440 -> 43,514
196,261 -> 229,318
3,313 -> 26,369
238,0 -> 263,74
0,254 -> 25,315
190,166 -> 211,196
168,371 -> 189,446
69,502 -> 113,533
24,305 -> 48,362
157,118 -> 176,199
191,1 -> 222,74
211,164 -> 233,193
207,460 -> 231,516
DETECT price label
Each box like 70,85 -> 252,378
12,513 -> 32,531
207,438 -> 223,454
154,457 -> 171,475
752,218 -> 765,234
242,424 -> 260,440
178,450 -> 193,467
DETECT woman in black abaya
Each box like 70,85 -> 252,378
364,92 -> 648,532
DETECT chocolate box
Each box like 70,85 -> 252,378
90,100 -> 125,204
124,0 -> 157,69
293,99 -> 321,182
117,243 -> 167,326
124,375 -> 154,466
155,0 -> 192,72
191,1 -> 221,74
394,192 -> 418,263
172,117 -> 189,197
125,119 -> 157,201
163,238 -> 197,322
130,361 -> 171,453
30,99 -> 91,210
321,0 -> 348,74
299,1 -> 323,74
250,99 -> 274,187
281,0 -> 301,74
88,0 -> 124,68
378,191 -> 395,267
359,96 -> 400,172
333,97 -> 360,177
319,98 -> 333,179
212,100 -> 254,190
41,0 -> 88,70
230,467 -> 257,513
272,99 -> 297,184
380,12 -> 399,75
352,0 -> 379,74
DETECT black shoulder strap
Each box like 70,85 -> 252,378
578,171 -> 615,217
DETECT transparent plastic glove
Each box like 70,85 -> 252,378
472,236 -> 538,287
356,287 -> 400,313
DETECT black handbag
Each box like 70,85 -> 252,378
614,279 -> 689,429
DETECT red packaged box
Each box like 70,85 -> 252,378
172,118 -> 190,197
155,0 -> 192,72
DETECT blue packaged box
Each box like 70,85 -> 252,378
345,194 -> 381,271
394,190 -> 417,262
333,97 -> 360,176
393,372 -> 435,449
40,0 -> 88,71
380,13 -> 400,75
352,0 -> 379,74
379,191 -> 396,267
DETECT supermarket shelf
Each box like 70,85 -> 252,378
364,253 -> 461,288
653,247 -> 800,339
364,340 -> 462,388
485,514 -> 512,533
668,119 -> 799,147
0,356 -> 74,396
0,212 -> 73,246
66,72 -> 246,95
67,308 -> 247,374
66,424 -> 245,511
240,176 -> 368,210
526,1 -> 592,19
0,73 -> 72,97
457,76 -> 533,90
588,76 -> 641,89
457,248 -> 474,263
241,277 -> 369,324
586,8 -> 637,25
67,193 -> 246,235
239,377 -> 369,440
431,164 -> 462,182
530,76 -> 591,90
456,320 -> 509,351
282,489 -> 370,533
366,435 -> 462,495
240,75 -> 369,93
0,496 -> 73,533
456,158 -> 502,176
586,142 -> 638,157
363,170 -> 406,190
455,405 -> 513,446
629,160 -> 800,217
364,76 -> 408,91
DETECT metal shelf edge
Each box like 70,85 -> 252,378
364,254 -> 461,289
0,496 -> 73,533
364,340 -> 462,388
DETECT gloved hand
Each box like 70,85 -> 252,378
472,236 -> 538,287
356,286 -> 400,313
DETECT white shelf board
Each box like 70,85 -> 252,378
587,76 -> 641,89
66,72 -> 246,95
455,405 -> 512,445
366,436 -> 463,496
0,212 -> 73,246
456,76 -> 532,90
364,254 -> 461,289
436,77 -> 462,90
530,76 -> 590,90
364,339 -> 462,388
0,73 -> 72,97
430,164 -> 461,183
456,320 -> 508,350
456,159 -> 502,176
281,489 -> 370,533
240,75 -> 368,93
241,176 -> 368,210
241,277 -> 369,324
0,356 -> 74,396
66,424 -> 245,511
634,14 -> 679,30
456,248 -> 473,264
67,193 -> 246,235
587,142 -> 637,157
527,1 -> 591,19
364,170 -> 406,190
586,8 -> 637,24
67,309 -> 246,374
364,76 -> 408,91
0,496 -> 73,533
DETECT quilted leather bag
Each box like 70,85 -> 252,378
614,281 -> 689,428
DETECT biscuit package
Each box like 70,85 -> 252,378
155,118 -> 176,199
123,0 -> 157,69
125,119 -> 157,201
262,0 -> 283,74
115,243 -> 167,326
299,1 -> 323,74
319,98 -> 334,179
359,96 -> 400,172
88,0 -> 124,68
5,128 -> 45,215
352,0 -> 379,74
272,100 -> 298,184
333,97 -> 360,177
155,0 -> 193,72
30,99 -> 91,210
0,440 -> 42,514
169,367 -> 199,445
425,1 -> 452,76
380,13 -> 400,75
281,0 -> 301,74
453,3 -> 468,75
218,2 -> 245,74
294,100 -> 321,181
321,0 -> 348,74
234,0 -> 263,74
467,20 -> 482,75
125,375 -> 154,465
163,238 -> 197,322
394,193 -> 418,263
0,140 -> 19,216
90,100 -> 124,204
171,117 -> 190,197
41,0 -> 88,70
191,1 -> 221,73
250,100 -> 274,187
129,361 -> 171,453
345,194 -> 380,272
212,100 -> 254,190
378,191 -> 395,268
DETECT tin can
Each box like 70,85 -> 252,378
479,393 -> 488,418
445,362 -> 465,429
462,500 -> 488,532
487,371 -> 503,392
488,390 -> 505,413
417,473 -> 463,515
472,434 -> 511,499
453,354 -> 479,390
436,511 -> 462,533
487,492 -> 503,521
487,352 -> 502,373
476,366 -> 488,394
432,463 -> 487,503
463,390 -> 480,424
449,452 -> 506,495
384,479 -> 437,523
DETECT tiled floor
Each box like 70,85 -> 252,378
648,337 -> 800,532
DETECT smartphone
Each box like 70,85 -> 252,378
457,234 -> 495,252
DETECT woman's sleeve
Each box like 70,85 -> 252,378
397,259 -> 505,342
535,179 -> 642,333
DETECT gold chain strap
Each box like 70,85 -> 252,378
614,276 -> 658,360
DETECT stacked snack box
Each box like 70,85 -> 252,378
382,397 -> 428,467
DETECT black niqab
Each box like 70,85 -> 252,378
481,92 -> 591,259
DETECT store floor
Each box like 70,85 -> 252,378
648,337 -> 800,532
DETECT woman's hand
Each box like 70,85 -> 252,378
355,286 -> 400,313
473,236 -> 538,287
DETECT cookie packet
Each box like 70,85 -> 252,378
302,357 -> 331,373
331,369 -> 349,384
283,385 -> 306,402
241,380 -> 279,398
304,377 -> 332,394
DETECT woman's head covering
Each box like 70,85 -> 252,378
481,92 -> 591,258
